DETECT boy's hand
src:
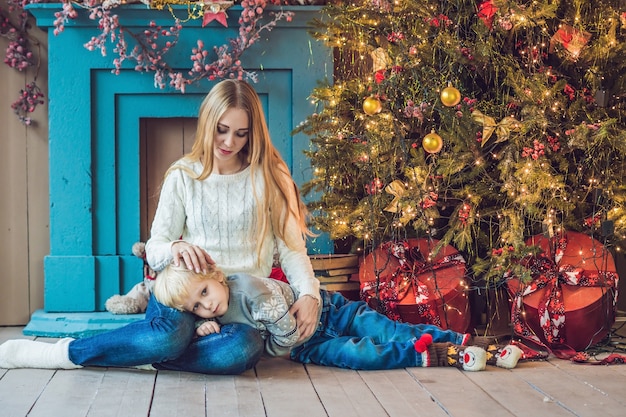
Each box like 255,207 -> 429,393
196,320 -> 221,337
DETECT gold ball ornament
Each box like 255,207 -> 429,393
362,96 -> 382,115
440,85 -> 461,107
422,130 -> 443,153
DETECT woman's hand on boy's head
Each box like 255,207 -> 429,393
172,242 -> 215,274
196,320 -> 221,337
290,295 -> 319,341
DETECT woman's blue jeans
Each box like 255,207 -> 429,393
290,290 -> 467,370
68,295 -> 263,374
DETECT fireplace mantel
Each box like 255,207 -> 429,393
24,3 -> 332,336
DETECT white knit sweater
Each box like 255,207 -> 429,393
145,158 -> 320,299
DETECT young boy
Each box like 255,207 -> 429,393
153,263 -> 523,371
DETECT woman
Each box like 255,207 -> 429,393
0,80 -> 321,374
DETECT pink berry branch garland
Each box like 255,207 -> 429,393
2,0 -> 295,125
1,0 -> 45,125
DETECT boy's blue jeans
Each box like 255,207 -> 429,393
68,294 -> 263,374
290,290 -> 467,370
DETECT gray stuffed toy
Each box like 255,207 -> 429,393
105,242 -> 155,314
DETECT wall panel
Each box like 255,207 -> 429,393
0,4 -> 49,324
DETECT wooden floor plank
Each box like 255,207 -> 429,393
304,364 -> 388,417
85,368 -> 157,417
0,327 -> 32,343
358,368 -> 450,417
3,326 -> 626,417
407,367 -> 515,417
512,359 -> 625,417
0,368 -> 55,417
549,359 -> 626,407
204,369 -> 265,417
26,368 -> 106,417
150,371 -> 211,417
464,362 -> 573,417
254,356 -> 327,417
607,362 -> 626,377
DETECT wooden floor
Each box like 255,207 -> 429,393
2,326 -> 626,417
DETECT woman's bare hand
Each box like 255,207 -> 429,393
172,242 -> 215,274
290,295 -> 319,341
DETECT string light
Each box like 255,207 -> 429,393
297,1 -> 626,325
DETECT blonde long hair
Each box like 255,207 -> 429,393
166,80 -> 313,262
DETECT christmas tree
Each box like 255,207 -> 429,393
296,0 -> 626,286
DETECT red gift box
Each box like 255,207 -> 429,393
359,238 -> 471,333
507,231 -> 619,354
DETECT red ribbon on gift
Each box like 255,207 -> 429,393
510,235 -> 618,359
361,241 -> 465,325
571,352 -> 626,365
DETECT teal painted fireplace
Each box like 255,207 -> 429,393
24,4 -> 332,336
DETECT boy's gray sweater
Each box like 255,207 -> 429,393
217,273 -> 322,356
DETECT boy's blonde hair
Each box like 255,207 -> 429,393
153,263 -> 227,311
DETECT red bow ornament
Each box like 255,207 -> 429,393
549,24 -> 591,58
202,1 -> 234,27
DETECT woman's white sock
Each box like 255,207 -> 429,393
0,338 -> 82,369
